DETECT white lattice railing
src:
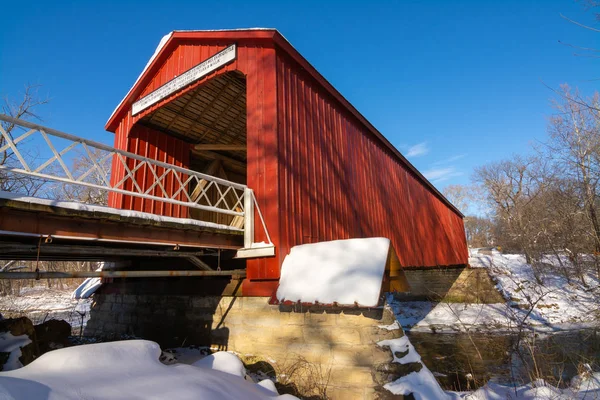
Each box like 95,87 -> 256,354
0,114 -> 272,251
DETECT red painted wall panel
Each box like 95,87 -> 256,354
275,51 -> 468,268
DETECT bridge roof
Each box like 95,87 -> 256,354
105,29 -> 464,218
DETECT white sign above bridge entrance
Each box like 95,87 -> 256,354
132,44 -> 237,115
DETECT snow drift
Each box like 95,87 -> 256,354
0,340 -> 296,399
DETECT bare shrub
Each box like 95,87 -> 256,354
244,354 -> 332,399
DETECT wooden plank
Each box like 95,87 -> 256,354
0,242 -> 207,259
193,144 -> 246,151
191,149 -> 246,172
190,160 -> 221,202
187,256 -> 214,271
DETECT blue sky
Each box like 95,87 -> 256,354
0,0 -> 598,191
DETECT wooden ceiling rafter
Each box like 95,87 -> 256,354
198,85 -> 246,143
187,80 -> 234,136
162,84 -> 209,132
154,110 -> 240,145
140,71 -> 248,164
208,96 -> 247,148
191,149 -> 246,174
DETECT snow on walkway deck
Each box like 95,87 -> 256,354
0,191 -> 242,232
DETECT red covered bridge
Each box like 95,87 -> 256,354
0,29 -> 467,296
105,29 -> 467,295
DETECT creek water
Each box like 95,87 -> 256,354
406,329 -> 600,391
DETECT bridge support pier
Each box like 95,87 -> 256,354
85,291 -> 407,399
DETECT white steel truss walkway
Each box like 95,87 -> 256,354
0,114 -> 273,258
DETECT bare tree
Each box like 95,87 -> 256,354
546,86 -> 600,252
443,184 -> 473,215
464,216 -> 495,248
0,85 -> 50,195
53,147 -> 111,205
473,155 -> 547,263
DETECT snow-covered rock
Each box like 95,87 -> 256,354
0,331 -> 32,371
378,333 -> 450,399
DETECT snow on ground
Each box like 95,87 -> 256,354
378,326 -> 600,399
163,347 -> 281,395
472,251 -> 600,329
276,238 -> 390,306
386,367 -> 449,400
393,251 -> 600,333
455,373 -> 600,399
192,351 -> 247,378
377,323 -> 450,399
161,346 -> 210,365
0,286 -> 91,328
0,340 -> 297,400
0,190 -> 242,232
392,300 -> 513,333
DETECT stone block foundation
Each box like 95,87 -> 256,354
85,294 -> 408,399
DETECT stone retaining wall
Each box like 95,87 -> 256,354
444,267 -> 504,303
85,294 -> 407,399
394,267 -> 465,300
393,266 -> 503,303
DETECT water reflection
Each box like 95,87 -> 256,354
406,329 -> 600,391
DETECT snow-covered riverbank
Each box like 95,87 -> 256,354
0,286 -> 91,329
393,251 -> 600,333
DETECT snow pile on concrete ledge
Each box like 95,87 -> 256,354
276,238 -> 390,307
0,340 -> 297,399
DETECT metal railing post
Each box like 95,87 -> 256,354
244,187 -> 254,248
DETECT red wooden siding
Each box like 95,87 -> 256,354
108,38 -> 281,287
275,50 -> 468,268
109,123 -> 190,218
